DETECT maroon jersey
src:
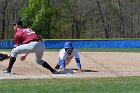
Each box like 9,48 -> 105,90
14,28 -> 41,46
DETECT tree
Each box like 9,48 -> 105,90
1,0 -> 8,39
21,0 -> 60,39
1,0 -> 140,39
96,0 -> 109,38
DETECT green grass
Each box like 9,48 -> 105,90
47,48 -> 140,52
1,48 -> 140,52
77,48 -> 140,52
0,77 -> 140,93
44,48 -> 140,52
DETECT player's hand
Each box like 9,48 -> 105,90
78,68 -> 82,73
6,55 -> 10,59
20,55 -> 27,61
20,53 -> 28,61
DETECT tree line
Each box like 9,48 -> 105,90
0,0 -> 140,39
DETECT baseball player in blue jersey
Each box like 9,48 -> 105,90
55,42 -> 82,73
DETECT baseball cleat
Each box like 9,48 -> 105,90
2,69 -> 12,75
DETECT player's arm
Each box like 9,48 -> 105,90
59,59 -> 65,70
75,58 -> 82,72
58,51 -> 67,70
14,33 -> 22,48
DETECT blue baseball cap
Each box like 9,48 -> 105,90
64,42 -> 73,48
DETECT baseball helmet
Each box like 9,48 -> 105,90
64,42 -> 73,48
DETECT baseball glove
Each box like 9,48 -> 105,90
0,53 -> 10,61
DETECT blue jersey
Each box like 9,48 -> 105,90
58,48 -> 80,60
58,48 -> 81,69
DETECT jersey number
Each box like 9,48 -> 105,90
23,29 -> 35,35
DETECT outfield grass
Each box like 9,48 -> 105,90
77,48 -> 140,52
0,77 -> 140,93
44,48 -> 140,52
1,48 -> 140,52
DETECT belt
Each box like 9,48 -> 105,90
29,39 -> 42,43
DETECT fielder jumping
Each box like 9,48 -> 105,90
55,42 -> 82,73
2,19 -> 59,75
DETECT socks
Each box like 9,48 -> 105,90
7,57 -> 16,72
42,62 -> 56,73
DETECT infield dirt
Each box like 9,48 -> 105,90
0,51 -> 140,79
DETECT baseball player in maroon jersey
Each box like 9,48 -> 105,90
2,19 -> 59,75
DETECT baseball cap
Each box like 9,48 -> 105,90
13,19 -> 23,26
64,42 -> 73,48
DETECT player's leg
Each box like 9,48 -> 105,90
3,57 -> 16,75
54,58 -> 60,69
4,43 -> 33,74
54,62 -> 60,69
65,59 -> 71,67
35,42 -> 57,74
